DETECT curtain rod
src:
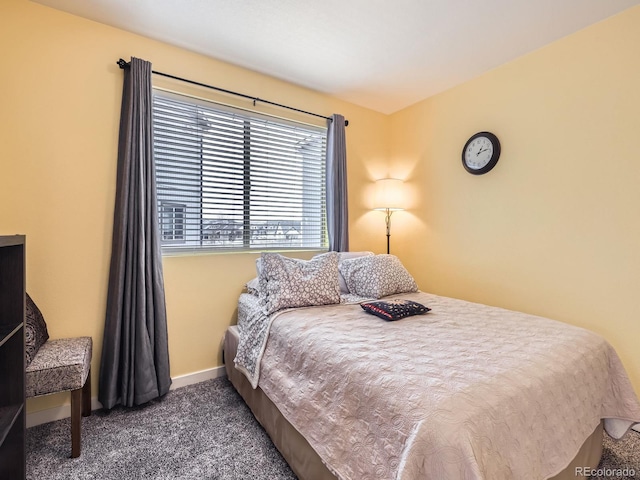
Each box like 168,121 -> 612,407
116,59 -> 348,126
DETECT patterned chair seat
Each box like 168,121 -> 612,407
26,336 -> 92,458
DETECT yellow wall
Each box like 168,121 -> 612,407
5,0 -> 640,414
0,0 -> 390,412
390,6 -> 640,390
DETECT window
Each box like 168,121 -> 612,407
159,202 -> 185,242
153,91 -> 328,253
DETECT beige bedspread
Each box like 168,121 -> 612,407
256,292 -> 640,480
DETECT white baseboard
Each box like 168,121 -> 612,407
169,365 -> 226,390
26,366 -> 226,428
26,397 -> 105,428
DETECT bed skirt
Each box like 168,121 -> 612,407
223,326 -> 603,480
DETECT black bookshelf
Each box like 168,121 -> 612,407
0,235 -> 26,479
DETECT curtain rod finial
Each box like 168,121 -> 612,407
117,58 -> 130,69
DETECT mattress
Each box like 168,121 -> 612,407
225,325 -> 605,480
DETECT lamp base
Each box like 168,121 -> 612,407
384,208 -> 393,254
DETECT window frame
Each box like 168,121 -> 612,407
152,90 -> 329,255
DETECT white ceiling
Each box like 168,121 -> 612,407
33,0 -> 640,114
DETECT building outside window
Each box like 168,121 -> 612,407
159,202 -> 186,242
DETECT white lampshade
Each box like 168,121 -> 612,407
374,178 -> 404,211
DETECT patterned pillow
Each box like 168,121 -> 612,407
245,277 -> 260,296
337,251 -> 374,293
361,299 -> 430,321
259,252 -> 341,315
256,252 -> 370,295
339,254 -> 418,299
25,293 -> 50,367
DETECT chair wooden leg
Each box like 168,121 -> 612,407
71,388 -> 82,458
82,369 -> 92,417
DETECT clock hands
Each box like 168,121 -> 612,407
476,147 -> 489,156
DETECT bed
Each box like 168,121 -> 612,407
224,252 -> 640,480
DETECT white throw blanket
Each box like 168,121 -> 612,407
234,293 -> 280,388
241,291 -> 640,480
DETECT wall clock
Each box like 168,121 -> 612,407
462,131 -> 501,175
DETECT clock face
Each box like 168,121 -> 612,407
462,132 -> 501,175
464,136 -> 493,170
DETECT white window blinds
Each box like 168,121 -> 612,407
153,91 -> 328,253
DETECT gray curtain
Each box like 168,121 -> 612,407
326,114 -> 349,252
99,57 -> 171,409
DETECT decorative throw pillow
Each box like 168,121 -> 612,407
259,252 -> 341,315
339,254 -> 418,299
361,299 -> 430,321
25,293 -> 50,367
337,251 -> 374,294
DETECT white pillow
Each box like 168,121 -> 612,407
339,254 -> 418,299
258,252 -> 341,315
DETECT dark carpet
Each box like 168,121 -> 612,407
27,377 -> 296,480
26,376 -> 640,479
